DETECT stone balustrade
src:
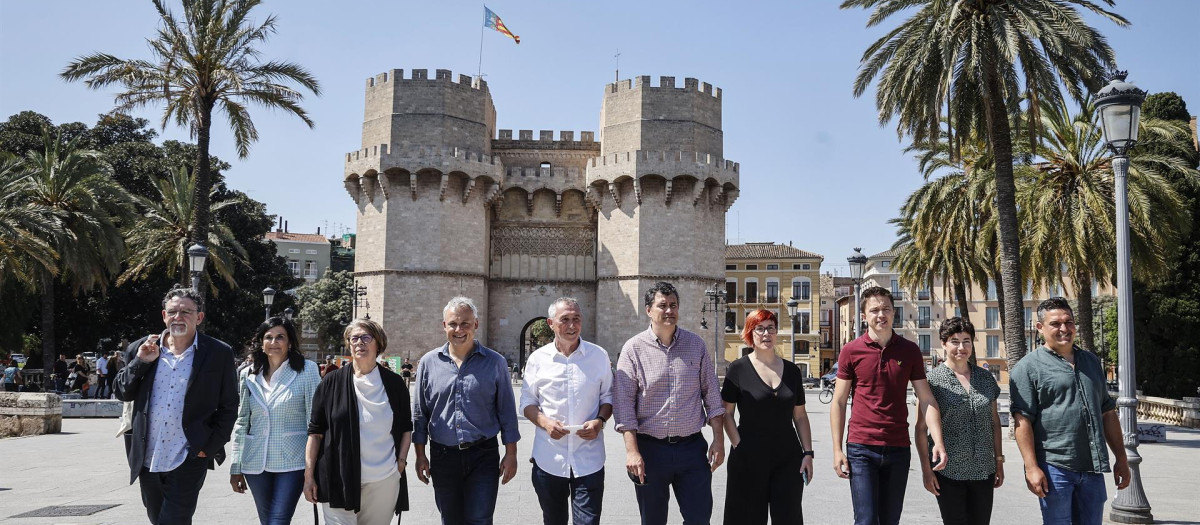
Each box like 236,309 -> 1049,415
1137,395 -> 1200,428
0,392 -> 62,437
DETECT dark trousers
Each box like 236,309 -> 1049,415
530,461 -> 604,525
430,439 -> 501,525
138,455 -> 210,525
934,473 -> 995,525
244,470 -> 305,525
846,443 -> 910,525
723,446 -> 804,525
634,434 -> 712,525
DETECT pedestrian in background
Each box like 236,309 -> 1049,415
95,352 -> 109,399
722,309 -> 814,524
229,317 -> 320,525
915,317 -> 1003,525
305,318 -> 411,524
3,359 -> 21,392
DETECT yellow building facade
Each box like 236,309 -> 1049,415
723,243 -> 827,379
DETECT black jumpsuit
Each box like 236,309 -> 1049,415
721,356 -> 806,525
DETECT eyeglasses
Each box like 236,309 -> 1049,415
753,326 -> 778,335
348,334 -> 374,345
165,309 -> 197,318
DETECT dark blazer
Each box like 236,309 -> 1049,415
114,333 -> 239,484
308,364 -> 412,514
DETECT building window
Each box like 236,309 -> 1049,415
726,264 -> 736,270
288,248 -> 300,254
540,162 -> 552,177
726,280 -> 737,302
304,261 -> 318,279
918,306 -> 930,328
793,263 -> 803,270
745,280 -> 758,302
880,260 -> 890,270
746,264 -> 758,270
800,312 -> 811,334
986,335 -> 1000,357
792,278 -> 811,301
918,334 -> 931,353
794,340 -> 810,355
766,263 -> 779,270
917,285 -> 930,301
803,263 -> 811,270
1025,306 -> 1032,324
766,280 -> 779,303
893,306 -> 904,328
986,307 -> 999,329
305,249 -> 318,255
954,306 -> 962,318
725,310 -> 736,332
986,280 -> 997,300
287,260 -> 300,277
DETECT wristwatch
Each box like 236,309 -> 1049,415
802,450 -> 815,458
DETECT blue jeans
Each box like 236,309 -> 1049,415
1038,463 -> 1107,525
430,440 -> 501,525
244,470 -> 305,525
531,461 -> 604,525
846,443 -> 910,525
634,434 -> 713,525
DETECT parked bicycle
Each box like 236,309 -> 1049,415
819,379 -> 834,404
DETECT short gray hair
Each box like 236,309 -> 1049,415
443,296 -> 479,317
547,297 -> 580,318
162,287 -> 205,312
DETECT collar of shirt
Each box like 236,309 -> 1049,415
650,325 -> 678,348
438,341 -> 480,362
158,331 -> 199,359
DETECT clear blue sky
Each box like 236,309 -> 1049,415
2,1 -> 1197,275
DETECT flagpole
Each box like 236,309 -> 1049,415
477,5 -> 486,80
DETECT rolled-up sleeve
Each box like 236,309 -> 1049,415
494,357 -> 521,445
613,346 -> 639,433
598,360 -> 614,406
1008,362 -> 1039,423
518,358 -> 541,413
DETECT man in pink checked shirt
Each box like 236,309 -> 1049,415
613,281 -> 726,525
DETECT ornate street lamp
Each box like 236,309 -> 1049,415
187,243 -> 209,293
1095,70 -> 1152,524
262,287 -> 276,322
284,307 -> 295,321
705,283 -> 729,372
847,248 -> 868,339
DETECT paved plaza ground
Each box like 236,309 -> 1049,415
2,388 -> 1198,524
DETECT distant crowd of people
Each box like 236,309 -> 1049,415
92,281 -> 1123,525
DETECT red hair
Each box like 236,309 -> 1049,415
741,309 -> 778,346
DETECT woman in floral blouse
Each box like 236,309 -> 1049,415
915,317 -> 1004,525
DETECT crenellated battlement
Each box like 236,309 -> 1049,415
495,129 -> 596,144
364,68 -> 488,92
605,75 -> 721,99
344,143 -> 499,166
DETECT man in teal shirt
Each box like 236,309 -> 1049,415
1010,297 -> 1129,525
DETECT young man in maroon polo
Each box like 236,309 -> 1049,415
830,286 -> 947,525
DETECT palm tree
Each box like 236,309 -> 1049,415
0,154 -> 59,291
1022,99 -> 1196,353
21,128 -> 132,378
841,0 -> 1128,365
120,165 -> 247,290
60,0 -> 320,281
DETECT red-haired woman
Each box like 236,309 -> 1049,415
721,309 -> 814,524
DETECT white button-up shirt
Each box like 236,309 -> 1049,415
519,339 -> 613,478
144,333 -> 196,472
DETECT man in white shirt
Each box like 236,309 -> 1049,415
520,297 -> 613,525
94,352 -> 108,399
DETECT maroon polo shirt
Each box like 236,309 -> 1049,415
837,332 -> 926,447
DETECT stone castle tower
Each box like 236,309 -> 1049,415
344,69 -> 739,364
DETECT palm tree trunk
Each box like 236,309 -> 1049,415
187,102 -> 214,288
1074,270 -> 1096,354
39,270 -> 55,380
982,66 -> 1029,373
954,280 -> 969,320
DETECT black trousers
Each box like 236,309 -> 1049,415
723,446 -> 804,525
138,455 -> 210,525
933,473 -> 995,525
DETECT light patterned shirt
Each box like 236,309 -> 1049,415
613,326 -> 724,438
144,333 -> 196,472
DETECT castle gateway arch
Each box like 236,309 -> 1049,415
344,69 -> 739,365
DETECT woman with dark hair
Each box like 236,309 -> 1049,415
304,318 -> 411,524
229,316 -> 320,525
915,317 -> 1003,525
721,309 -> 814,524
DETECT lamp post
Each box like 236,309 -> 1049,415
787,298 -> 800,362
262,287 -> 276,321
704,283 -> 729,373
1095,70 -> 1152,524
351,280 -> 369,320
847,248 -> 868,340
187,243 -> 209,293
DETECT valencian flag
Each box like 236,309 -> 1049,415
484,6 -> 520,44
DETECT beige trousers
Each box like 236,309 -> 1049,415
322,470 -> 401,525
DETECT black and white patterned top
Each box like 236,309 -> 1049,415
925,364 -> 1001,481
